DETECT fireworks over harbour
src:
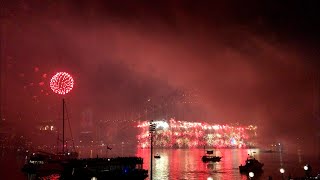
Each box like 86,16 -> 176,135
1,1 -> 320,179
137,118 -> 257,149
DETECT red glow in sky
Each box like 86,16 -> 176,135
50,72 -> 74,95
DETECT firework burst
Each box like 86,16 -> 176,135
50,72 -> 74,95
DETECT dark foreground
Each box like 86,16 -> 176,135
1,148 -> 320,180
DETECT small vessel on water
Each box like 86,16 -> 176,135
260,149 -> 276,153
61,157 -> 148,180
21,99 -> 148,179
21,151 -> 78,175
202,149 -> 222,162
22,99 -> 78,175
239,155 -> 264,173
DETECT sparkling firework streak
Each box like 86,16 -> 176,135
50,72 -> 74,95
137,118 -> 257,148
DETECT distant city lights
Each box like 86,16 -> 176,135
39,125 -> 55,131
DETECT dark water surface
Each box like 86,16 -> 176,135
1,148 -> 319,180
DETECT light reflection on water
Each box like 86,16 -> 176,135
38,174 -> 60,180
136,148 -> 250,180
135,148 -> 319,180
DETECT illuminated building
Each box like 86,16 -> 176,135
137,118 -> 257,148
142,88 -> 209,122
79,109 -> 94,145
37,120 -> 57,132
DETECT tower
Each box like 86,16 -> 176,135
314,72 -> 320,159
0,6 -> 8,122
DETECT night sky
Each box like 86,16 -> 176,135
1,0 -> 320,149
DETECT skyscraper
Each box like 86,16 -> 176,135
0,7 -> 7,122
314,73 -> 320,159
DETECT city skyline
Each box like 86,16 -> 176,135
1,0 -> 320,155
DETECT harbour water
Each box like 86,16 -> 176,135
1,148 -> 319,180
135,148 -> 319,180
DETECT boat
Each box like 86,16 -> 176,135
239,155 -> 264,173
60,157 -> 148,180
21,149 -> 79,174
154,154 -> 161,158
22,99 -> 149,179
202,149 -> 222,162
22,99 -> 78,175
22,151 -> 65,175
260,149 -> 277,153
